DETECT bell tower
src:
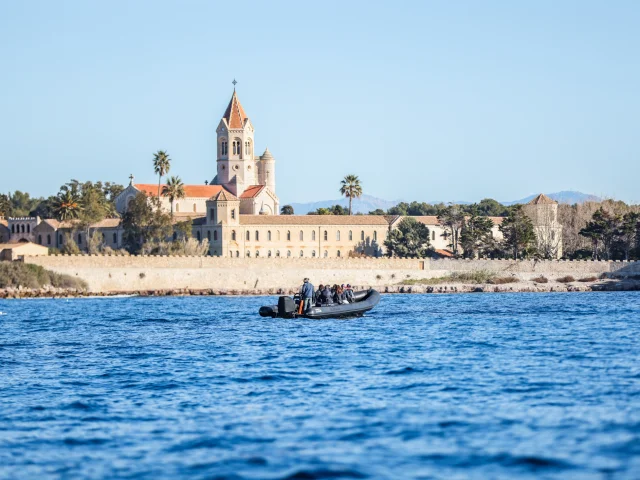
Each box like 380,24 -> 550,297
214,84 -> 256,196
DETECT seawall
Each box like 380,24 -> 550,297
22,255 -> 640,293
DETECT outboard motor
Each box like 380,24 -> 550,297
277,296 -> 297,318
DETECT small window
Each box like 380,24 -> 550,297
373,231 -> 377,241
48,234 -> 52,245
59,234 -> 63,244
236,251 -> 239,257
193,203 -> 197,213
214,231 -> 218,241
197,231 -> 201,241
361,231 -> 365,241
246,231 -> 250,241
312,230 -> 316,241
268,250 -> 272,257
276,250 -> 280,257
255,230 -> 259,241
324,250 -> 328,258
207,230 -> 211,240
256,250 -> 260,257
337,231 -> 341,241
324,230 -> 328,241
246,250 -> 251,257
337,250 -> 341,257
231,209 -> 236,219
78,234 -> 82,245
299,230 -> 304,241
232,230 -> 236,241
312,250 -> 316,257
287,231 -> 291,241
38,234 -> 42,244
268,230 -> 272,241
21,225 -> 25,233
349,230 -> 353,241
299,250 -> 304,257
11,225 -> 15,233
113,233 -> 117,244
287,250 -> 291,258
432,231 -> 435,241
27,224 -> 30,233
210,209 -> 215,221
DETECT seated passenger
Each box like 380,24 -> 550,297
344,284 -> 354,303
321,285 -> 333,305
315,284 -> 324,306
333,284 -> 345,304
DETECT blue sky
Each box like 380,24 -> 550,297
1,0 -> 639,204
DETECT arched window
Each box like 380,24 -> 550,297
287,231 -> 291,241
231,209 -> 236,219
337,231 -> 341,241
233,141 -> 237,155
361,231 -> 365,241
299,250 -> 304,257
255,230 -> 259,241
231,230 -> 236,241
312,250 -> 316,257
276,250 -> 280,257
220,138 -> 228,156
236,251 -> 239,257
267,230 -> 271,241
207,230 -> 211,241
38,234 -> 42,244
299,230 -> 303,241
246,231 -> 250,241
312,230 -> 316,241
324,250 -> 328,258
176,203 -> 180,213
373,231 -> 377,241
47,234 -> 52,245
193,203 -> 197,213
432,231 -> 435,241
246,250 -> 251,257
213,231 -> 218,241
11,225 -> 15,233
197,231 -> 201,241
337,250 -> 341,257
27,224 -> 30,233
268,250 -> 272,257
349,230 -> 353,241
256,250 -> 260,257
77,234 -> 82,245
21,224 -> 25,233
287,250 -> 291,258
112,233 -> 117,244
324,230 -> 328,241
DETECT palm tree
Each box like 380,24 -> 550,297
339,174 -> 363,215
280,205 -> 294,215
153,150 -> 171,198
52,190 -> 82,221
162,176 -> 186,217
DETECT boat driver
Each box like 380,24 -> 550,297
300,278 -> 315,312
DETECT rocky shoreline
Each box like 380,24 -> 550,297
1,279 -> 639,299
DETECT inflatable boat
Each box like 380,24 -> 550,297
259,289 -> 380,320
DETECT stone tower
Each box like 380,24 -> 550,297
258,147 -> 276,193
214,89 -> 256,196
522,193 -> 563,258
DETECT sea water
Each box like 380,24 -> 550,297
1,293 -> 639,479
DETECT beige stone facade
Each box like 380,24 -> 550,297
0,242 -> 49,261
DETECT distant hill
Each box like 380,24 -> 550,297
285,191 -> 601,214
505,191 -> 602,205
288,194 -> 400,215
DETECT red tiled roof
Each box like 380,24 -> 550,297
240,185 -> 265,199
223,91 -> 248,129
411,216 -> 504,226
434,249 -> 455,258
240,215 -> 391,226
211,190 -> 239,202
134,184 -> 226,198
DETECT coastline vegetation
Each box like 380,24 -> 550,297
0,262 -> 87,290
399,270 -> 519,285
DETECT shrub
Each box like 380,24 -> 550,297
556,275 -> 575,283
532,275 -> 549,283
0,262 -> 87,290
449,270 -> 496,284
488,276 -> 518,284
578,276 -> 598,282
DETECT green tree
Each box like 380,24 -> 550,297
384,217 -> 432,258
387,202 -> 409,216
460,208 -> 495,258
122,193 -> 172,253
579,207 -> 619,260
162,176 -> 186,217
473,198 -> 510,217
0,194 -> 11,217
369,209 -> 386,215
330,204 -> 348,215
9,191 -> 43,217
153,150 -> 171,198
339,174 -> 363,215
499,205 -> 537,259
280,205 -> 294,215
437,204 -> 465,255
617,212 -> 639,261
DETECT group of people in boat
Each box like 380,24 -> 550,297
299,278 -> 355,312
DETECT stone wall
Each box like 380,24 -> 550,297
22,255 -> 640,293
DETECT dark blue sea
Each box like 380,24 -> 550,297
1,293 -> 639,479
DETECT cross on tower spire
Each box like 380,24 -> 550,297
232,78 -> 237,91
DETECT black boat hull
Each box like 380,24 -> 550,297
259,289 -> 380,319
